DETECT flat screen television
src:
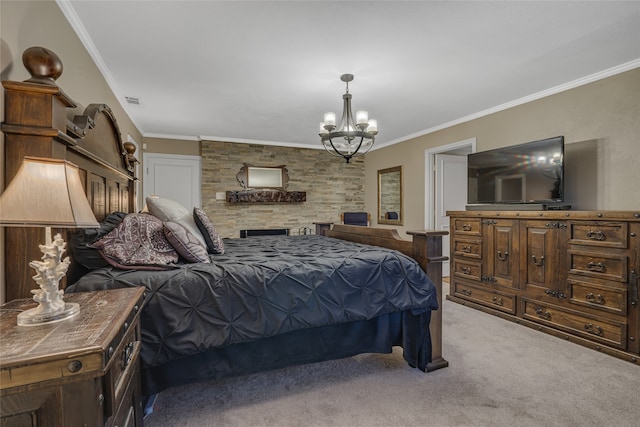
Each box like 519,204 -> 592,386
467,136 -> 564,206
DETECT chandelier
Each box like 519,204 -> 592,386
319,74 -> 378,163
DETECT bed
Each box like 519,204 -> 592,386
2,47 -> 448,397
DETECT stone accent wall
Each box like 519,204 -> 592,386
201,140 -> 365,238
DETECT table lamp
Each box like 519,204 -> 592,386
0,157 -> 99,326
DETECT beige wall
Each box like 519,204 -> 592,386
143,137 -> 200,156
1,0 -> 143,302
365,68 -> 640,237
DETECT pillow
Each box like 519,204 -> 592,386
146,197 -> 207,246
163,221 -> 210,263
68,211 -> 129,282
70,211 -> 128,270
193,208 -> 225,254
89,213 -> 179,270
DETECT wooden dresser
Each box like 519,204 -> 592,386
447,210 -> 639,364
1,287 -> 146,427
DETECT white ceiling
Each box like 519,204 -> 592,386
58,1 -> 640,150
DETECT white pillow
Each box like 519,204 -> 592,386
145,196 -> 206,246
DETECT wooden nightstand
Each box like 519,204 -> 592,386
0,287 -> 146,427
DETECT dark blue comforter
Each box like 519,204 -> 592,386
67,235 -> 438,369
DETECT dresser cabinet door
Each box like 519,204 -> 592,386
520,220 -> 567,301
484,219 -> 519,288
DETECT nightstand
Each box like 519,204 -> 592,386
0,287 -> 146,427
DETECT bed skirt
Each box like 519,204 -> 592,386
141,309 -> 432,395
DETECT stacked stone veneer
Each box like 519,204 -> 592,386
201,140 -> 365,238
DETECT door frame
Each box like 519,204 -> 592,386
424,138 -> 476,229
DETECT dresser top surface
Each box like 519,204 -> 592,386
447,210 -> 640,221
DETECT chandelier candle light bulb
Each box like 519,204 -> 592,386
324,112 -> 336,127
356,110 -> 368,126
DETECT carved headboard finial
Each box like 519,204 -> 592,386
123,141 -> 139,172
22,46 -> 63,86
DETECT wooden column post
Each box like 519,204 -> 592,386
407,230 -> 449,371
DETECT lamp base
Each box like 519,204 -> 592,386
17,302 -> 80,326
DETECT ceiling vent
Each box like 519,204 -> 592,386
125,96 -> 140,105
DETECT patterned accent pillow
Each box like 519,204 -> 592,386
193,208 -> 225,254
163,221 -> 210,263
89,213 -> 179,270
146,196 -> 207,246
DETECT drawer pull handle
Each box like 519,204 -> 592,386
532,255 -> 545,266
587,262 -> 606,273
122,342 -> 135,368
461,224 -> 472,231
584,323 -> 604,336
460,288 -> 472,296
492,296 -> 504,306
586,230 -> 606,241
535,307 -> 551,320
67,360 -> 83,373
585,293 -> 605,305
461,267 -> 471,275
544,289 -> 566,299
497,250 -> 509,261
462,245 -> 472,253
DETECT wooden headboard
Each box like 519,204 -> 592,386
2,47 -> 138,301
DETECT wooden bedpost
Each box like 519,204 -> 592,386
407,230 -> 449,371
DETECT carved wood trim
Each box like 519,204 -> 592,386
226,190 -> 306,203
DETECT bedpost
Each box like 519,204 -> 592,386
407,230 -> 449,371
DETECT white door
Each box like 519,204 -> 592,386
435,154 -> 468,276
143,153 -> 201,209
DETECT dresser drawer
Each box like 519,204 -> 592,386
453,238 -> 482,259
523,299 -> 626,349
452,281 -> 516,314
567,279 -> 627,316
568,250 -> 627,282
569,221 -> 628,249
451,218 -> 483,236
452,259 -> 482,282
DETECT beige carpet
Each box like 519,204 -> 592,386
144,282 -> 640,426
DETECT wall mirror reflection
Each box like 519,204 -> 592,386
236,164 -> 289,191
378,166 -> 403,225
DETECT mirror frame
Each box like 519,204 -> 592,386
377,165 -> 403,225
236,163 -> 289,191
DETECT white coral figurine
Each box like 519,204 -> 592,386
28,233 -> 70,315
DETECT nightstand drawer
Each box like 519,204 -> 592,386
0,351 -> 103,390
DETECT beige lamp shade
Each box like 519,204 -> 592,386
0,157 -> 99,228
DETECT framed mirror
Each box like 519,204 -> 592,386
236,164 -> 289,191
378,166 -> 403,225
